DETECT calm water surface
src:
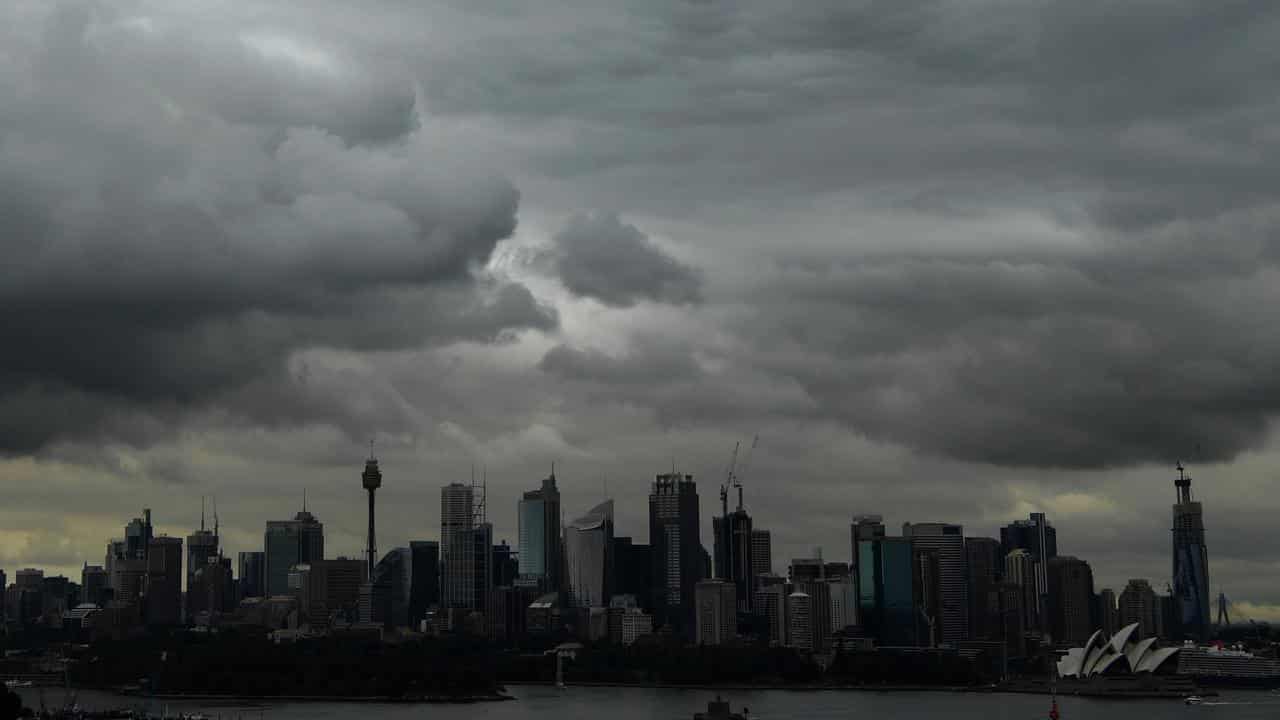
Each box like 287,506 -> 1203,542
20,685 -> 1280,719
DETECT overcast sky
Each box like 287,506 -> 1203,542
3,0 -> 1280,620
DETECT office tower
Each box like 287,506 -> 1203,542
850,515 -> 886,593
1172,463 -> 1211,641
517,472 -> 562,591
750,530 -> 772,578
829,577 -> 858,632
712,485 -> 754,613
965,537 -> 1002,641
998,581 -> 1027,658
754,584 -> 789,646
857,535 -> 918,646
238,551 -> 265,599
612,537 -> 653,611
1003,549 -> 1039,638
1000,512 -> 1056,630
565,500 -> 614,608
189,556 -> 234,618
608,595 -> 654,645
695,579 -> 737,645
441,483 -> 476,609
291,558 -> 366,629
369,547 -> 411,627
649,472 -> 701,639
492,541 -> 518,587
187,501 -> 218,612
903,523 -> 968,644
913,548 -> 942,646
81,564 -> 109,607
145,536 -> 183,626
264,508 -> 325,597
787,590 -> 814,651
1098,587 -> 1119,636
125,509 -> 154,561
794,579 -> 832,650
1046,556 -> 1094,645
790,556 -> 824,583
408,540 -> 440,628
1119,578 -> 1160,638
0,569 -> 5,621
110,557 -> 147,606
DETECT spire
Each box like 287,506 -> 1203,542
303,487 -> 307,513
200,495 -> 206,532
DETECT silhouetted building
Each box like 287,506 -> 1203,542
124,509 -> 154,561
829,577 -> 859,632
695,579 -> 737,645
1098,587 -> 1119,636
788,590 -> 814,651
187,506 -> 218,610
755,583 -> 789,646
965,537 -> 1002,641
1001,512 -> 1055,631
1119,578 -> 1159,639
291,558 -> 365,629
189,556 -> 235,619
81,564 -> 110,607
913,548 -> 942,646
612,537 -> 653,612
649,473 -> 701,639
238,551 -> 265,599
565,500 -> 614,608
858,535 -> 919,646
713,500 -> 754,613
904,522 -> 968,644
751,529 -> 772,578
264,509 -> 324,596
492,541 -> 518,588
145,536 -> 183,626
370,547 -> 411,627
518,472 -> 562,592
1046,556 -> 1094,646
408,540 -> 439,628
441,483 -> 476,610
1004,549 -> 1040,640
1172,464 -> 1211,641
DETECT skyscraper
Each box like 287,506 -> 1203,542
80,564 -> 109,607
1004,549 -> 1039,639
238,551 -> 265,599
1119,578 -> 1160,638
750,529 -> 772,578
965,537 -> 1002,641
145,536 -> 183,626
1000,512 -> 1056,631
187,501 -> 218,610
1098,587 -> 1119,636
712,500 -> 754,613
1172,463 -> 1211,641
787,590 -> 814,651
649,472 -> 701,639
695,579 -> 737,645
564,500 -> 614,608
264,509 -> 324,596
441,483 -> 476,610
407,540 -> 439,628
858,535 -> 919,646
517,472 -> 562,591
1046,556 -> 1094,645
612,537 -> 653,611
362,451 -> 383,578
903,522 -> 968,644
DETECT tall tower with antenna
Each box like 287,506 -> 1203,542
362,442 -> 383,579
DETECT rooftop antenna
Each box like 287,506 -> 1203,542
200,496 -> 206,532
369,438 -> 375,461
303,487 -> 307,513
213,496 -> 221,558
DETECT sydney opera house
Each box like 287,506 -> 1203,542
1057,623 -> 1181,678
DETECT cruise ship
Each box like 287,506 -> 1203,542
1177,644 -> 1280,687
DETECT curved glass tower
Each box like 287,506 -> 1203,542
564,500 -> 614,608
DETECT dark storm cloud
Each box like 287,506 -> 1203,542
540,212 -> 703,307
0,3 -> 553,452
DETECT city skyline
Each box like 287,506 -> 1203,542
4,0 -> 1280,626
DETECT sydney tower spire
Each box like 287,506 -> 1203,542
362,444 -> 383,578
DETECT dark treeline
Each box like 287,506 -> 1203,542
68,629 -> 502,699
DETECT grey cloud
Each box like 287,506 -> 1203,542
0,3 -> 552,452
542,212 -> 703,307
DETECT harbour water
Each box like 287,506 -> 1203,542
19,685 -> 1280,719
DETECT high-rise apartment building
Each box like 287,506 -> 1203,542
1172,464 -> 1210,641
1004,549 -> 1039,638
754,583 -> 789,646
1046,556 -> 1094,645
649,473 -> 701,639
517,472 -> 562,591
565,500 -> 614,608
787,590 -> 814,651
264,509 -> 324,597
695,579 -> 737,645
903,522 -> 968,645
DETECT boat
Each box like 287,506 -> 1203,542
1184,696 -> 1204,705
693,696 -> 748,720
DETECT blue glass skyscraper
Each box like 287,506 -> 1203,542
1172,463 -> 1210,641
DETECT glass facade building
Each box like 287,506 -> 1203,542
565,500 -> 614,608
517,473 -> 561,591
